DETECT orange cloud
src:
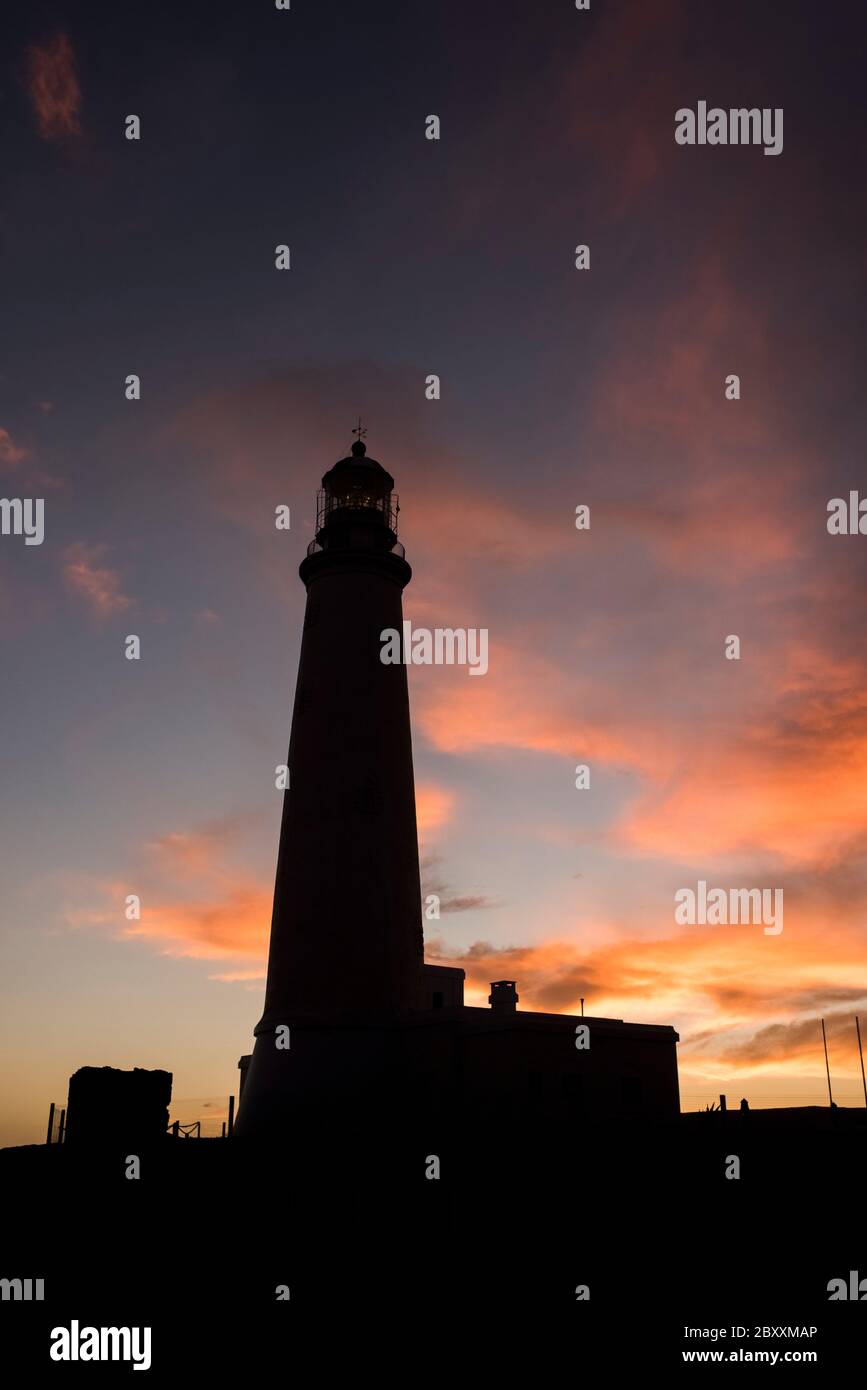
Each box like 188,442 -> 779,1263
415,782 -> 454,839
67,817 -> 271,966
146,816 -> 255,878
26,34 -> 81,140
128,814 -> 271,961
209,968 -> 266,983
618,652 -> 867,863
412,641 -> 658,770
123,883 -> 271,962
63,543 -> 133,618
427,920 -> 867,1084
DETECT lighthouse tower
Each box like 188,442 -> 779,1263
234,434 -> 425,1135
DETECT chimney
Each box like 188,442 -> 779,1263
489,980 -> 519,1013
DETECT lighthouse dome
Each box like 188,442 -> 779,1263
322,439 -> 395,494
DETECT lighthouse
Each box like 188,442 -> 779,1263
234,431 -> 681,1139
234,433 -> 426,1135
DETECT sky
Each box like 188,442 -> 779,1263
1,0 -> 866,1146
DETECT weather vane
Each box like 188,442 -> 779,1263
352,416 -> 367,443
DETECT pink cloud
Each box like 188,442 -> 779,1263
0,427 -> 28,469
415,782 -> 455,839
123,883 -> 271,962
67,817 -> 272,966
63,543 -> 133,618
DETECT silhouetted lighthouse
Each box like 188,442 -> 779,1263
234,431 -> 681,1139
235,434 -> 425,1134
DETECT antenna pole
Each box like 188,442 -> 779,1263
856,1016 -> 867,1108
821,1018 -> 834,1106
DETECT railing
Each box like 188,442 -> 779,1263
170,1121 -> 201,1138
168,1096 -> 231,1139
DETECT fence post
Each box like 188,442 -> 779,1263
46,1102 -> 55,1145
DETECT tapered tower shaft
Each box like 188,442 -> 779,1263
235,438 -> 424,1134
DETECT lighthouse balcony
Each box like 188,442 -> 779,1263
306,536 -> 405,558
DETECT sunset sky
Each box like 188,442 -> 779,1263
2,0 -> 866,1146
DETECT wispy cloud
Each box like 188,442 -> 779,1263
123,883 -> 271,962
420,853 -> 499,916
67,815 -> 271,966
63,543 -> 133,618
0,427 -> 28,469
26,33 -> 82,141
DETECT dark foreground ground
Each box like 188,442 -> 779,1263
2,1107 -> 865,1374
